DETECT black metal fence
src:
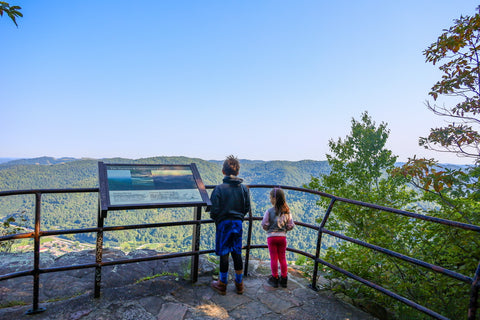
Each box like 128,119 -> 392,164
0,185 -> 479,320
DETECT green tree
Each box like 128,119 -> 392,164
403,4 -> 480,217
392,5 -> 480,319
0,1 -> 22,27
420,6 -> 480,162
307,111 -> 415,243
306,112 -> 419,318
394,3 -> 480,265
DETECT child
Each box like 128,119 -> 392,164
261,187 -> 294,288
210,155 -> 251,295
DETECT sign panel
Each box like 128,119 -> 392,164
98,162 -> 211,212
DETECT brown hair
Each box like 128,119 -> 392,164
270,188 -> 290,215
222,155 -> 240,176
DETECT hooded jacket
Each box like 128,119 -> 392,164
209,175 -> 251,224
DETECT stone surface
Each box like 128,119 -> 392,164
0,250 -> 378,320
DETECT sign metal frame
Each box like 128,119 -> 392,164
98,161 -> 211,215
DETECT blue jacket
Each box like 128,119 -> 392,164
209,175 -> 251,224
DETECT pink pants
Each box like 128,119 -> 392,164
267,236 -> 288,278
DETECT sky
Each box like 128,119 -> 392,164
1,1 -> 479,164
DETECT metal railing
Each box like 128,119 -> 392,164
0,185 -> 479,320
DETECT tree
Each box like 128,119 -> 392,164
0,1 -> 22,27
394,5 -> 480,237
420,6 -> 480,163
306,112 -> 421,318
400,5 -> 480,225
306,111 -> 415,243
391,5 -> 480,319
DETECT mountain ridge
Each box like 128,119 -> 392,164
0,156 -> 332,258
0,155 -> 465,260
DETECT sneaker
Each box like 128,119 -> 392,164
211,280 -> 227,295
280,276 -> 288,288
267,276 -> 279,288
234,281 -> 244,294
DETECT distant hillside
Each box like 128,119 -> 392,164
1,156 -> 466,258
0,158 -> 20,164
0,156 -> 330,190
0,156 -> 331,259
0,156 -> 79,166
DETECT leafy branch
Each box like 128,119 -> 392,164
0,1 -> 22,27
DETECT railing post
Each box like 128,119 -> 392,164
95,205 -> 105,298
311,197 -> 336,290
25,192 -> 46,315
190,206 -> 202,283
468,262 -> 480,320
244,206 -> 253,276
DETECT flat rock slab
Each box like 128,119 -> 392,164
0,251 -> 378,320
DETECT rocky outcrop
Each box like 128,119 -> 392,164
0,249 -> 378,320
0,248 -> 214,306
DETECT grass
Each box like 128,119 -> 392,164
43,291 -> 85,303
40,237 -> 55,244
206,255 -> 220,275
135,272 -> 179,284
0,300 -> 28,308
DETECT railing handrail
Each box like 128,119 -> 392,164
0,188 -> 99,196
0,186 -> 478,320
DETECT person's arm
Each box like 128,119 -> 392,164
209,188 -> 220,221
261,210 -> 270,231
286,212 -> 294,231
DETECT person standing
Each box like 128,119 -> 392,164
210,155 -> 251,295
262,187 -> 294,288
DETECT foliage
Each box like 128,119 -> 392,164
0,1 -> 22,27
392,158 -> 480,319
0,215 -> 26,252
389,6 -> 480,319
393,158 -> 479,224
306,111 -> 416,243
303,112 -> 478,318
420,6 -> 480,163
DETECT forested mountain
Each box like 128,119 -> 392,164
0,156 -> 331,259
0,156 -> 330,188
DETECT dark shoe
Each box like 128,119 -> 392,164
280,276 -> 288,288
234,281 -> 244,294
267,276 -> 279,288
211,280 -> 227,295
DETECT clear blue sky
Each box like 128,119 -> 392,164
1,1 -> 478,164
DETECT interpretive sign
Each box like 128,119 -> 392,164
98,162 -> 211,213
95,162 -> 211,293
